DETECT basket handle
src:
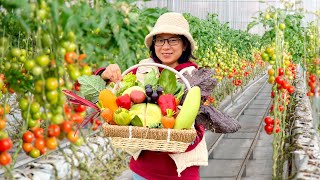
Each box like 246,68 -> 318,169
120,63 -> 191,90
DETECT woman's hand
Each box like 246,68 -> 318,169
101,64 -> 122,82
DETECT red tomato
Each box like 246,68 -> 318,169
64,52 -> 77,64
40,147 -> 47,155
0,152 -> 11,165
278,68 -> 284,76
275,126 -> 280,133
275,76 -> 284,85
46,137 -> 58,150
33,128 -> 44,139
78,54 -> 86,61
264,116 -> 274,125
74,105 -> 86,113
92,123 -> 99,131
34,138 -> 46,150
281,82 -> 290,90
48,124 -> 61,137
264,125 -> 273,135
288,86 -> 295,94
278,105 -> 284,112
271,91 -> 275,98
0,138 -> 12,152
309,75 -> 316,82
22,143 -> 33,153
67,131 -> 79,143
73,82 -> 81,91
71,113 -> 83,124
64,103 -> 72,114
61,121 -> 73,133
22,131 -> 34,143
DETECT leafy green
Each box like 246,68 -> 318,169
143,69 -> 158,87
78,75 -> 106,103
159,69 -> 176,95
174,82 -> 186,100
116,72 -> 137,96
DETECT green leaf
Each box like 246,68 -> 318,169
144,69 -> 158,87
78,75 -> 106,103
159,69 -> 176,95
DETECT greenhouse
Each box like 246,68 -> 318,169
0,0 -> 319,179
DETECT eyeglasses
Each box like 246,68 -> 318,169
153,37 -> 181,46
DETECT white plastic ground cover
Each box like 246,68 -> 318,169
293,66 -> 320,179
6,136 -> 115,180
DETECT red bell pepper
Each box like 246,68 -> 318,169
157,94 -> 177,116
116,94 -> 131,110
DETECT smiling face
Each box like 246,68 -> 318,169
154,33 -> 186,68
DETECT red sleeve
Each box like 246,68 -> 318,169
94,68 -> 105,76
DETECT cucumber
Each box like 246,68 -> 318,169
174,86 -> 201,129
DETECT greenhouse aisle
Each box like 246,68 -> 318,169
241,131 -> 273,180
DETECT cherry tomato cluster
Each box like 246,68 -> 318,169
264,116 -> 281,135
64,103 -> 102,131
64,51 -> 92,92
0,105 -> 12,166
22,120 -> 83,158
306,74 -> 319,97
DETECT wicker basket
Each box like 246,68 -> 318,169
102,124 -> 197,152
102,63 -> 197,153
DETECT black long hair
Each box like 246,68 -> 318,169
150,35 -> 197,64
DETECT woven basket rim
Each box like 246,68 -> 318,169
102,123 -> 197,143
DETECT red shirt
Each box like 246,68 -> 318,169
95,61 -> 204,179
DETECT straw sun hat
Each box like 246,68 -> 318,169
144,12 -> 195,51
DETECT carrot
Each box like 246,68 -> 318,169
161,109 -> 175,129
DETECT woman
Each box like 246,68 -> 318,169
96,12 -> 208,180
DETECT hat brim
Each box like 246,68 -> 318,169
145,25 -> 195,51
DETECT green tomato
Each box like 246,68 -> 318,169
30,102 -> 40,114
264,13 -> 271,20
11,63 -> 19,70
69,69 -> 81,81
28,119 -> 38,128
67,31 -> 76,42
29,148 -> 40,158
4,62 -> 11,70
24,59 -> 36,71
36,55 -> 50,67
0,91 -> 2,99
41,34 -> 52,47
46,90 -> 58,104
19,98 -> 29,111
81,65 -> 92,76
32,112 -> 41,120
45,77 -> 58,91
11,48 -> 21,57
20,49 -> 27,56
57,94 -> 66,106
35,80 -> 44,94
279,23 -> 286,31
0,130 -> 8,140
32,66 -> 43,76
51,114 -> 64,124
73,137 -> 84,146
66,43 -> 77,52
19,56 -> 26,63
